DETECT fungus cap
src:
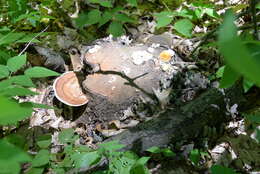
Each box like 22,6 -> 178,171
53,71 -> 89,106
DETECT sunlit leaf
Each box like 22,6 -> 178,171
7,54 -> 26,73
0,65 -> 9,79
9,75 -> 35,88
218,11 -> 260,86
25,66 -> 60,78
0,95 -> 33,125
154,11 -> 173,29
174,19 -> 193,37
0,86 -> 38,97
58,128 -> 75,144
71,151 -> 101,168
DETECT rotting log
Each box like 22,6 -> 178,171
107,85 -> 246,152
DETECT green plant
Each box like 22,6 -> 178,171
74,0 -> 137,37
27,128 -> 151,174
154,2 -> 220,37
218,11 -> 260,89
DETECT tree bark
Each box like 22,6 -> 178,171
107,86 -> 246,152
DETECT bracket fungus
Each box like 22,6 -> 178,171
53,71 -> 89,106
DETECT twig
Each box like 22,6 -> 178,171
18,25 -> 49,56
96,69 -> 158,102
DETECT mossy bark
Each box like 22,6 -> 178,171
107,85 -> 246,152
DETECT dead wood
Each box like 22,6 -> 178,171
107,85 -> 246,152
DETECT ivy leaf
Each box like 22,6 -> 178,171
32,149 -> 50,167
108,21 -> 124,37
219,65 -> 240,88
218,11 -> 260,86
25,66 -> 60,78
0,65 -> 10,79
9,75 -> 36,88
37,134 -> 52,149
0,95 -> 33,125
211,165 -> 237,174
154,11 -> 173,29
243,113 -> 260,124
173,19 -> 193,37
0,139 -> 31,174
7,54 -> 26,73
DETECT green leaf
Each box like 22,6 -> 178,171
0,32 -> 25,45
211,165 -> 237,174
244,113 -> 260,124
37,134 -> 52,149
75,10 -> 102,28
0,139 -> 31,174
58,128 -> 75,144
127,0 -> 137,6
0,95 -> 33,125
9,75 -> 36,88
89,0 -> 113,7
98,141 -> 125,151
25,66 -> 60,78
218,11 -> 260,86
0,87 -> 38,97
154,11 -> 173,29
173,19 -> 193,37
108,21 -> 124,37
205,8 -> 220,18
71,151 -> 101,168
161,148 -> 175,157
100,1 -> 113,7
15,33 -> 40,43
130,157 -> 150,174
0,65 -> 10,79
99,11 -> 113,27
219,65 -> 240,88
31,103 -> 54,109
0,79 -> 12,90
189,149 -> 200,165
25,168 -> 44,174
114,13 -> 135,23
243,78 -> 254,93
32,149 -> 50,167
146,146 -> 161,153
7,54 -> 26,73
216,66 -> 225,78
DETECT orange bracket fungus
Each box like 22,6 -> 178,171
53,71 -> 89,106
